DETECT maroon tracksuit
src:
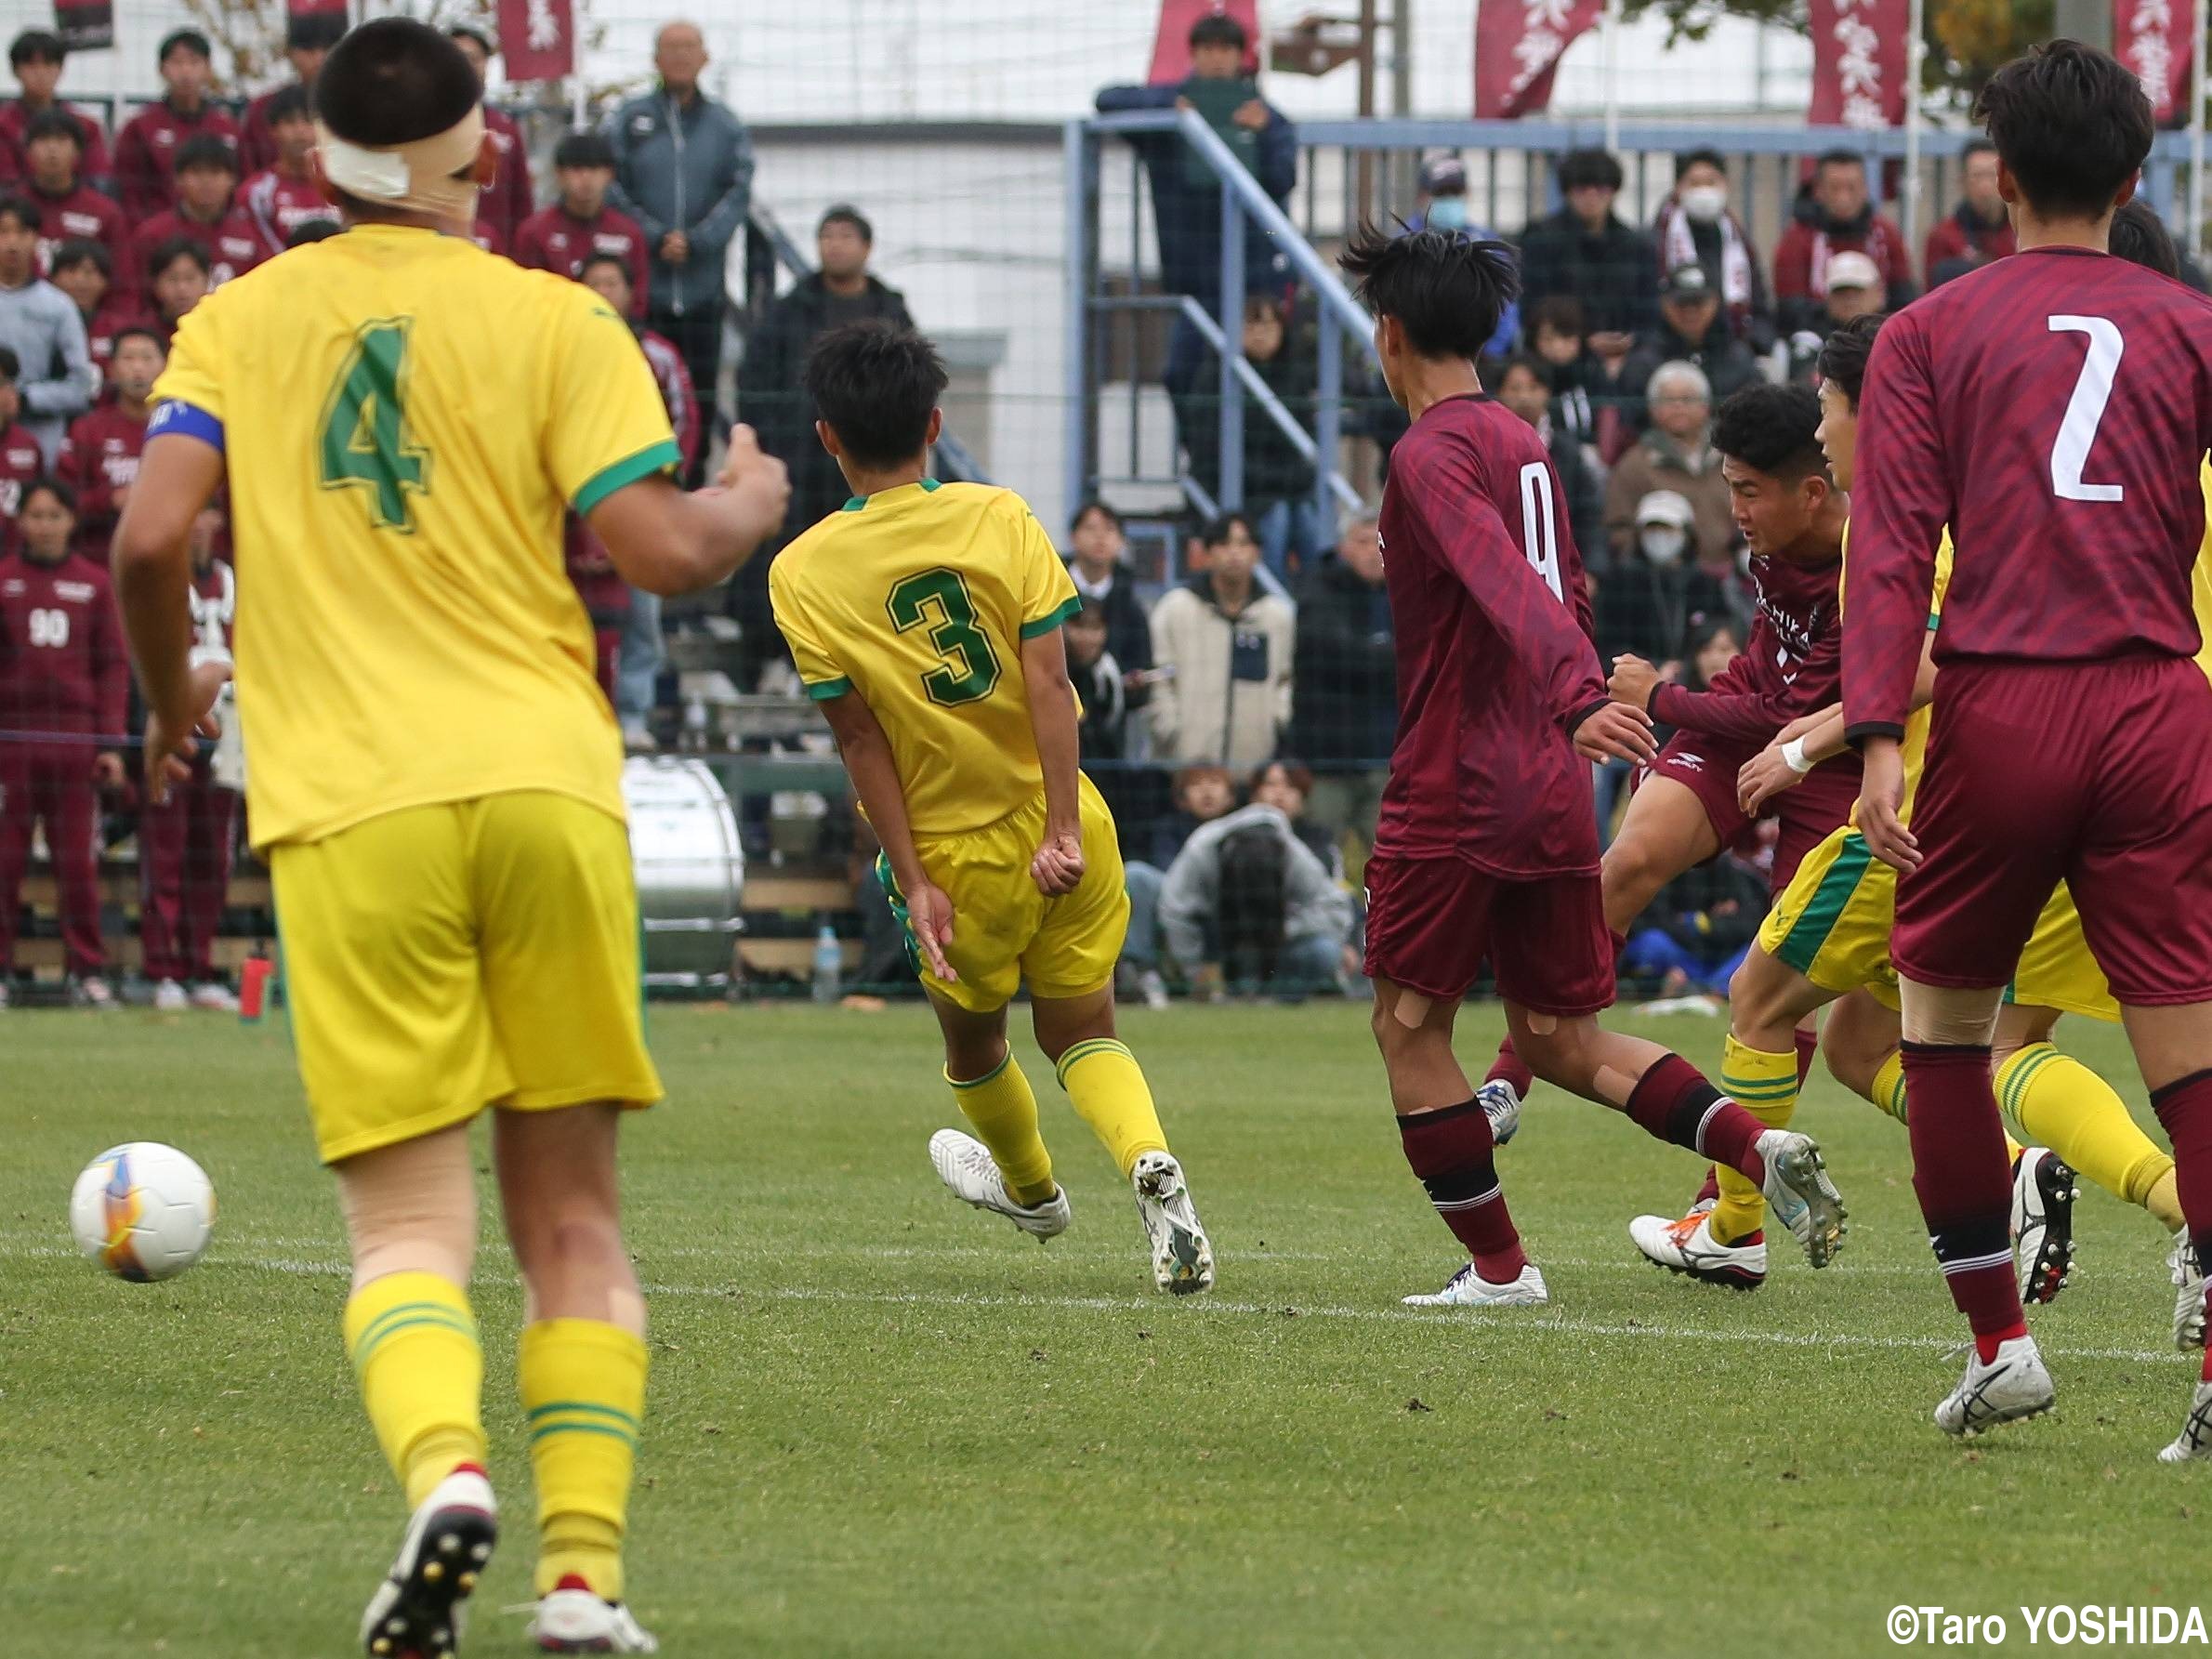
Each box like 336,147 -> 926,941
138,559 -> 238,985
241,166 -> 338,256
112,99 -> 242,221
133,204 -> 264,292
58,403 -> 148,563
513,204 -> 652,317
565,519 -> 628,703
0,424 -> 43,555
30,180 -> 133,293
479,105 -> 534,251
79,297 -> 152,393
0,101 -> 111,187
0,550 -> 125,976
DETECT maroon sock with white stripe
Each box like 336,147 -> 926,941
1902,1041 -> 2025,1362
1622,1053 -> 1769,1184
1486,1041 -> 1534,1100
2152,1070 -> 2212,1383
1397,1099 -> 1528,1284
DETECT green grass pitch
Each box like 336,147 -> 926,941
6,1003 -> 2205,1656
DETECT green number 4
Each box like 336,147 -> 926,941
317,319 -> 428,533
888,568 -> 1001,706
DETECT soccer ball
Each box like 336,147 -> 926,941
69,1142 -> 217,1283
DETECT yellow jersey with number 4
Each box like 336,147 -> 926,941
150,223 -> 680,850
769,479 -> 1081,836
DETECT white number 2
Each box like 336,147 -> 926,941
2048,315 -> 2125,504
1518,461 -> 1565,602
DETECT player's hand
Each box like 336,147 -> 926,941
717,423 -> 791,525
1775,709 -> 1829,745
142,660 -> 230,808
1855,736 -> 1920,875
91,750 -> 126,789
902,878 -> 959,983
1737,744 -> 1803,815
1608,653 -> 1661,710
1031,829 -> 1085,897
1232,99 -> 1270,130
1574,702 -> 1657,766
659,230 -> 690,264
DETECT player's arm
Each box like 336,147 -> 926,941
1739,630 -> 1941,811
1634,627 -> 1841,743
816,690 -> 955,983
1020,625 -> 1086,898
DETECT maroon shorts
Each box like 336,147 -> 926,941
1363,853 -> 1614,1016
1647,731 -> 1859,892
1895,656 -> 2212,1006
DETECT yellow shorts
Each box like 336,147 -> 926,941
879,774 -> 1128,1015
271,792 -> 664,1165
1758,823 -> 2118,1021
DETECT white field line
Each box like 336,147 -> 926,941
16,1244 -> 2191,1367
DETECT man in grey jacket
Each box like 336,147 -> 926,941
1157,803 -> 1351,995
0,195 -> 88,462
606,20 -> 754,481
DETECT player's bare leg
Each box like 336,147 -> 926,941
1033,988 -> 1211,1294
1375,979 -> 1547,1307
1630,945 -> 1836,1288
1506,1002 -> 1846,1268
338,1127 -> 497,1659
924,994 -> 1070,1240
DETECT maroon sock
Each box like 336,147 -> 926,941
1486,1040 -> 1534,1099
1692,1165 -> 1720,1207
1902,1041 -> 2024,1360
1398,1099 -> 1528,1284
1622,1053 -> 1768,1184
2152,1069 -> 2212,1382
1795,1027 -> 1818,1089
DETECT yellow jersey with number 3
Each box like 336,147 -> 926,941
768,479 -> 1081,836
150,223 -> 680,850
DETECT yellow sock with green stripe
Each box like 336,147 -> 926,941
1869,1047 -> 2025,1161
1709,1035 -> 1798,1244
520,1318 -> 648,1600
342,1271 -> 486,1510
949,1052 -> 1057,1207
1057,1037 -> 1168,1179
1998,1042 -> 2178,1217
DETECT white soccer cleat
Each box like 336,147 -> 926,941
359,1464 -> 497,1659
1477,1078 -> 1522,1148
151,978 -> 189,1013
1402,1260 -> 1549,1308
529,1575 -> 660,1653
1755,1130 -> 1847,1268
2158,1381 -> 2212,1465
1629,1207 -> 1767,1291
189,980 -> 241,1013
69,973 -> 116,1010
2170,1229 -> 2207,1350
1934,1336 -> 2055,1437
2010,1148 -> 2077,1307
1131,1150 -> 1214,1295
928,1129 -> 1070,1242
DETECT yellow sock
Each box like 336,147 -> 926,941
1998,1042 -> 2177,1218
2146,1168 -> 2186,1231
1710,1035 -> 1798,1244
1057,1037 -> 1168,1179
1870,1047 -> 2024,1159
949,1052 -> 1056,1206
342,1270 -> 486,1510
520,1318 -> 648,1600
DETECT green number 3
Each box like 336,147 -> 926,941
317,319 -> 429,533
887,568 -> 1001,706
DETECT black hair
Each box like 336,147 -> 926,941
1962,137 -> 1997,160
1813,148 -> 1865,177
1814,312 -> 1885,408
111,323 -> 167,357
10,30 -> 64,68
268,84 -> 313,125
445,23 -> 494,56
578,250 -> 631,286
1496,351 -> 1549,387
1681,613 -> 1740,690
801,320 -> 947,469
1529,294 -> 1585,337
819,204 -> 874,244
1068,599 -> 1109,629
286,14 -> 346,54
24,109 -> 83,150
0,345 -> 18,382
1976,40 -> 2153,220
315,18 -> 481,149
2108,197 -> 2181,281
1071,498 -> 1123,534
1674,146 -> 1726,179
1338,221 -> 1520,360
1557,149 -> 1623,192
148,234 -> 212,278
0,194 -> 39,234
554,130 -> 615,171
1202,511 -> 1257,547
1713,381 -> 1826,480
21,474 -> 77,517
175,134 -> 238,177
48,235 -> 109,276
286,219 -> 340,248
1188,13 -> 1248,52
160,29 -> 214,64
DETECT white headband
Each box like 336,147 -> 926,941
317,104 -> 485,222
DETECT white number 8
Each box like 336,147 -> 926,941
2048,315 -> 2125,504
1519,461 -> 1565,602
27,606 -> 69,648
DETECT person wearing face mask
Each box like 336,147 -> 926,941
1601,361 -> 1735,578
1652,149 -> 1771,350
1407,156 -> 1517,356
